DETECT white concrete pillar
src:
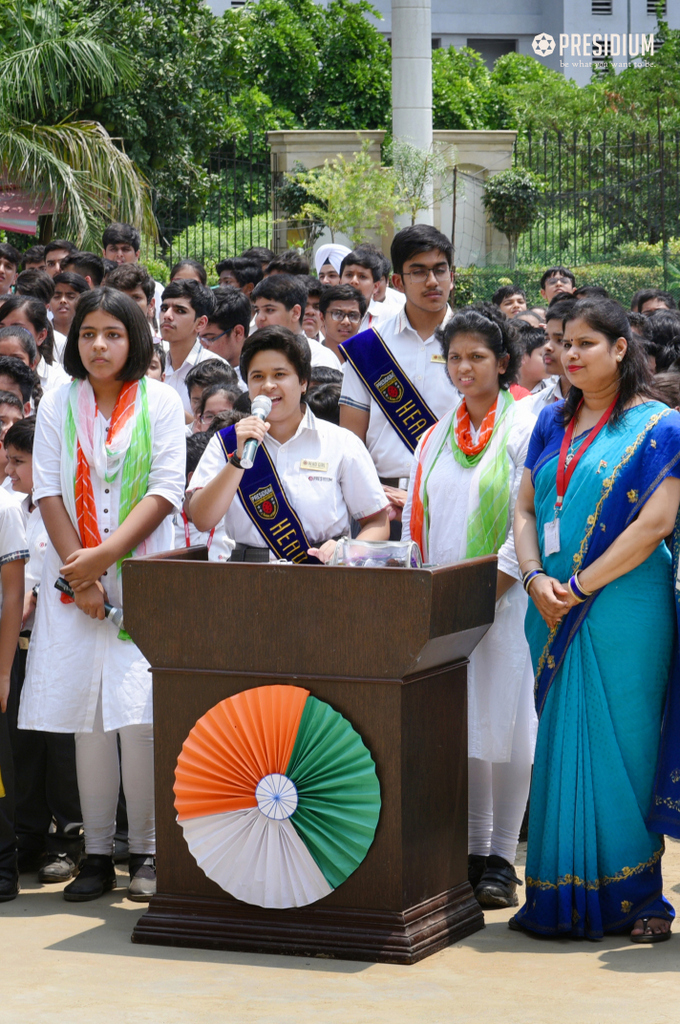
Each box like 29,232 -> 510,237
392,0 -> 433,225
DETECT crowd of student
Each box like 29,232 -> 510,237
0,220 -> 678,945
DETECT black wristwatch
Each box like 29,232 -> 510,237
229,452 -> 243,469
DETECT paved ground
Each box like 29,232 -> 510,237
2,840 -> 680,1024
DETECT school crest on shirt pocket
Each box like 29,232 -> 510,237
375,370 -> 404,403
250,484 -> 278,520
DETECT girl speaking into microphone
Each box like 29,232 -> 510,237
188,326 -> 389,564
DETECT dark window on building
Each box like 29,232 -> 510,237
647,0 -> 666,13
467,38 -> 517,70
592,0 -> 613,13
432,37 -> 441,49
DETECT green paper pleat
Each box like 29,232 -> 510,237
285,696 -> 381,891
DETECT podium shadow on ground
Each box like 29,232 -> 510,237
2,873 -> 369,972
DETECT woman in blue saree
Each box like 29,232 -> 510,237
513,298 -> 680,942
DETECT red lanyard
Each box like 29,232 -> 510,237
182,510 -> 214,549
555,396 -> 618,512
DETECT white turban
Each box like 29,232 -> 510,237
314,243 -> 351,276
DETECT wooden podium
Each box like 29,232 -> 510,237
124,549 -> 497,965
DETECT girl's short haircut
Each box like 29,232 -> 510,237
437,303 -> 521,389
4,415 -> 35,454
0,325 -> 38,364
63,287 -> 153,381
0,294 -> 56,365
170,258 -> 207,286
240,326 -> 311,387
198,383 -> 241,417
52,271 -> 90,294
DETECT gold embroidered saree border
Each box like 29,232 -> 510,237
525,844 -> 663,892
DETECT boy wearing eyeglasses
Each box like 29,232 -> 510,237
199,288 -> 252,390
339,225 -> 455,535
318,285 -> 367,362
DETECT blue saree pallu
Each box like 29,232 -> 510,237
516,401 -> 680,939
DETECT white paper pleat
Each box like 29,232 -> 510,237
179,808 -> 333,909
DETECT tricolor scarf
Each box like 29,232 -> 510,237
410,389 -> 516,563
61,377 -> 152,638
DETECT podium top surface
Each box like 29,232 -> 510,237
123,550 -> 497,681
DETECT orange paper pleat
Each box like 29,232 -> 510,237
174,685 -> 309,821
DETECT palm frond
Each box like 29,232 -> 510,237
0,119 -> 156,246
0,1 -> 137,118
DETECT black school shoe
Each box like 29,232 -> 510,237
63,855 -> 116,902
0,876 -> 19,902
468,854 -> 487,892
474,855 -> 523,908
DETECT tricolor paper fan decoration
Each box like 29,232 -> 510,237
174,685 -> 381,909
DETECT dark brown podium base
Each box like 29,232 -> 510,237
131,884 -> 483,965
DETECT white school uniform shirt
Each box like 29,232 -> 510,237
37,356 -> 70,393
53,330 -> 68,364
381,286 -> 407,314
340,304 -> 456,480
171,509 -> 235,562
19,378 -> 186,734
21,499 -> 48,631
1,476 -> 25,507
402,398 -> 539,763
233,363 -> 248,392
164,339 -> 228,414
523,376 -> 567,415
306,336 -> 342,371
190,406 -> 388,559
0,487 -> 28,618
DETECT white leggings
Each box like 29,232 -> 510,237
74,693 -> 155,857
468,659 -> 535,865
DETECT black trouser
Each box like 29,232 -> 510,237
0,699 -> 16,881
6,642 -> 82,861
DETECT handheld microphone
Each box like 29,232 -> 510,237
240,395 -> 272,469
54,577 -> 125,631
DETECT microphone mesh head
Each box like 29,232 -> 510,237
251,395 -> 273,416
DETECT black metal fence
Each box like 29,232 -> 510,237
152,139 -> 272,267
513,129 -> 680,265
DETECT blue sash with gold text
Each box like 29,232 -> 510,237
339,328 -> 438,453
217,425 -> 321,564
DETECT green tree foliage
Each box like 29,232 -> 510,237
48,0 -> 391,234
0,0 -> 153,246
387,139 -> 455,225
308,0 -> 391,129
432,48 -> 494,131
432,23 -> 680,135
482,169 -> 545,268
289,140 -> 403,244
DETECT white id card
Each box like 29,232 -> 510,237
544,519 -> 561,555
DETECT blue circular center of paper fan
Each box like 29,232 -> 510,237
256,773 -> 298,820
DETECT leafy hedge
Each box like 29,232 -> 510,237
453,264 -> 666,308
